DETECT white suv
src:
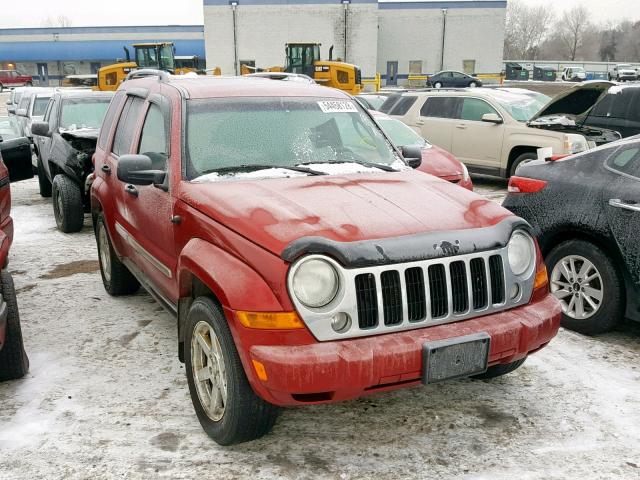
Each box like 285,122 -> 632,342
383,86 -> 620,177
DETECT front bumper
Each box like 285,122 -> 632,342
232,293 -> 561,406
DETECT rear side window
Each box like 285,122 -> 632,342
111,96 -> 144,157
137,103 -> 168,171
98,91 -> 125,150
607,144 -> 640,178
420,97 -> 461,119
387,96 -> 417,116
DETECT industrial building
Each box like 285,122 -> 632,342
0,25 -> 205,85
202,0 -> 507,85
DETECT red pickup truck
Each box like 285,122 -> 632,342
91,74 -> 561,445
0,70 -> 33,92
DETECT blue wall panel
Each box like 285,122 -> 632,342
0,39 -> 206,62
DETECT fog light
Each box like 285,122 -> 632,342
510,283 -> 520,300
331,312 -> 351,333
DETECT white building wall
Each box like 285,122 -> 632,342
203,2 -> 378,76
377,5 -> 505,79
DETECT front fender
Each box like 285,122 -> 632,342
177,238 -> 284,312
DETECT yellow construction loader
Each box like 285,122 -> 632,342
240,43 -> 362,94
95,42 -> 177,91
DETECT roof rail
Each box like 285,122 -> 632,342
125,69 -> 172,82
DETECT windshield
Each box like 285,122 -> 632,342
0,116 -> 22,140
33,97 -> 51,117
376,117 -> 427,148
185,97 -> 401,180
492,93 -> 550,122
60,98 -> 111,130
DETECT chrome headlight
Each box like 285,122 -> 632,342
507,230 -> 535,276
292,258 -> 339,308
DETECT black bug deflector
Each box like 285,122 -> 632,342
281,216 -> 532,268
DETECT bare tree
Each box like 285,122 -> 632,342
504,0 -> 555,59
558,5 -> 590,61
41,15 -> 73,28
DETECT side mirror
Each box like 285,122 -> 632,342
5,100 -> 10,105
15,108 -> 27,117
401,145 -> 423,169
117,154 -> 166,186
31,121 -> 51,137
7,106 -> 15,114
481,113 -> 503,124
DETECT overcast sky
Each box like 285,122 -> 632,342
0,0 -> 638,28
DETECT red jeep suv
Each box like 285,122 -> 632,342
91,73 -> 561,445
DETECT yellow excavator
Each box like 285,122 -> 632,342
95,42 -> 178,91
240,43 -> 362,94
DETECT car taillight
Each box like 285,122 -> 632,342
508,176 -> 547,193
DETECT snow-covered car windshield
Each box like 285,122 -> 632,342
60,98 -> 111,131
186,97 -> 402,181
492,93 -> 550,122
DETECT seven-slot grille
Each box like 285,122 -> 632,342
354,255 -> 505,329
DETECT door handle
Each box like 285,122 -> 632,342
415,120 -> 424,126
609,198 -> 640,212
455,124 -> 467,129
124,184 -> 138,197
101,164 -> 111,174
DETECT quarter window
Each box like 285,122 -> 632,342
137,103 -> 168,170
607,145 -> 640,178
387,96 -> 417,116
460,98 -> 499,122
98,91 -> 125,150
111,96 -> 144,157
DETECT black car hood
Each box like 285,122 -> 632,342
529,81 -> 614,121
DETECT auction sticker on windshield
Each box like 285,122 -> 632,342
317,100 -> 359,113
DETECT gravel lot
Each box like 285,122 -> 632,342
0,91 -> 639,480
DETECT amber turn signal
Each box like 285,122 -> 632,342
236,311 -> 305,330
534,263 -> 549,291
252,360 -> 268,381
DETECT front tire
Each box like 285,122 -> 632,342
0,271 -> 29,381
469,81 -> 477,88
546,240 -> 623,335
434,82 -> 443,89
95,215 -> 140,296
473,358 -> 526,380
52,174 -> 84,233
509,152 -> 538,177
185,297 -> 279,445
37,156 -> 52,197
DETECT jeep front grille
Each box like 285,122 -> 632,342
354,255 -> 505,330
288,248 -> 534,342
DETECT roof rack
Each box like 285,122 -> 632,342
125,69 -> 172,82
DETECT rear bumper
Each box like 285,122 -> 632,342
234,293 -> 561,406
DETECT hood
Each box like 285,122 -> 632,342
180,171 -> 511,256
530,80 -> 614,122
417,144 -> 464,178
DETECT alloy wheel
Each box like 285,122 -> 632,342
98,223 -> 111,283
191,320 -> 228,422
550,255 -> 604,320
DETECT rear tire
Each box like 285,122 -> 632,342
25,82 -> 32,87
473,358 -> 526,380
37,156 -> 52,197
509,152 -> 538,177
52,174 -> 84,233
95,215 -> 140,296
469,81 -> 477,88
185,297 -> 279,445
0,83 -> 3,93
546,239 -> 623,335
0,271 -> 29,381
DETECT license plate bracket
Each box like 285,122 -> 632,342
422,333 -> 490,384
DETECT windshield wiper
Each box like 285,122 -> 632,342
298,159 -> 398,172
202,164 -> 326,176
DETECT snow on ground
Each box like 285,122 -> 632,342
0,178 -> 639,480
